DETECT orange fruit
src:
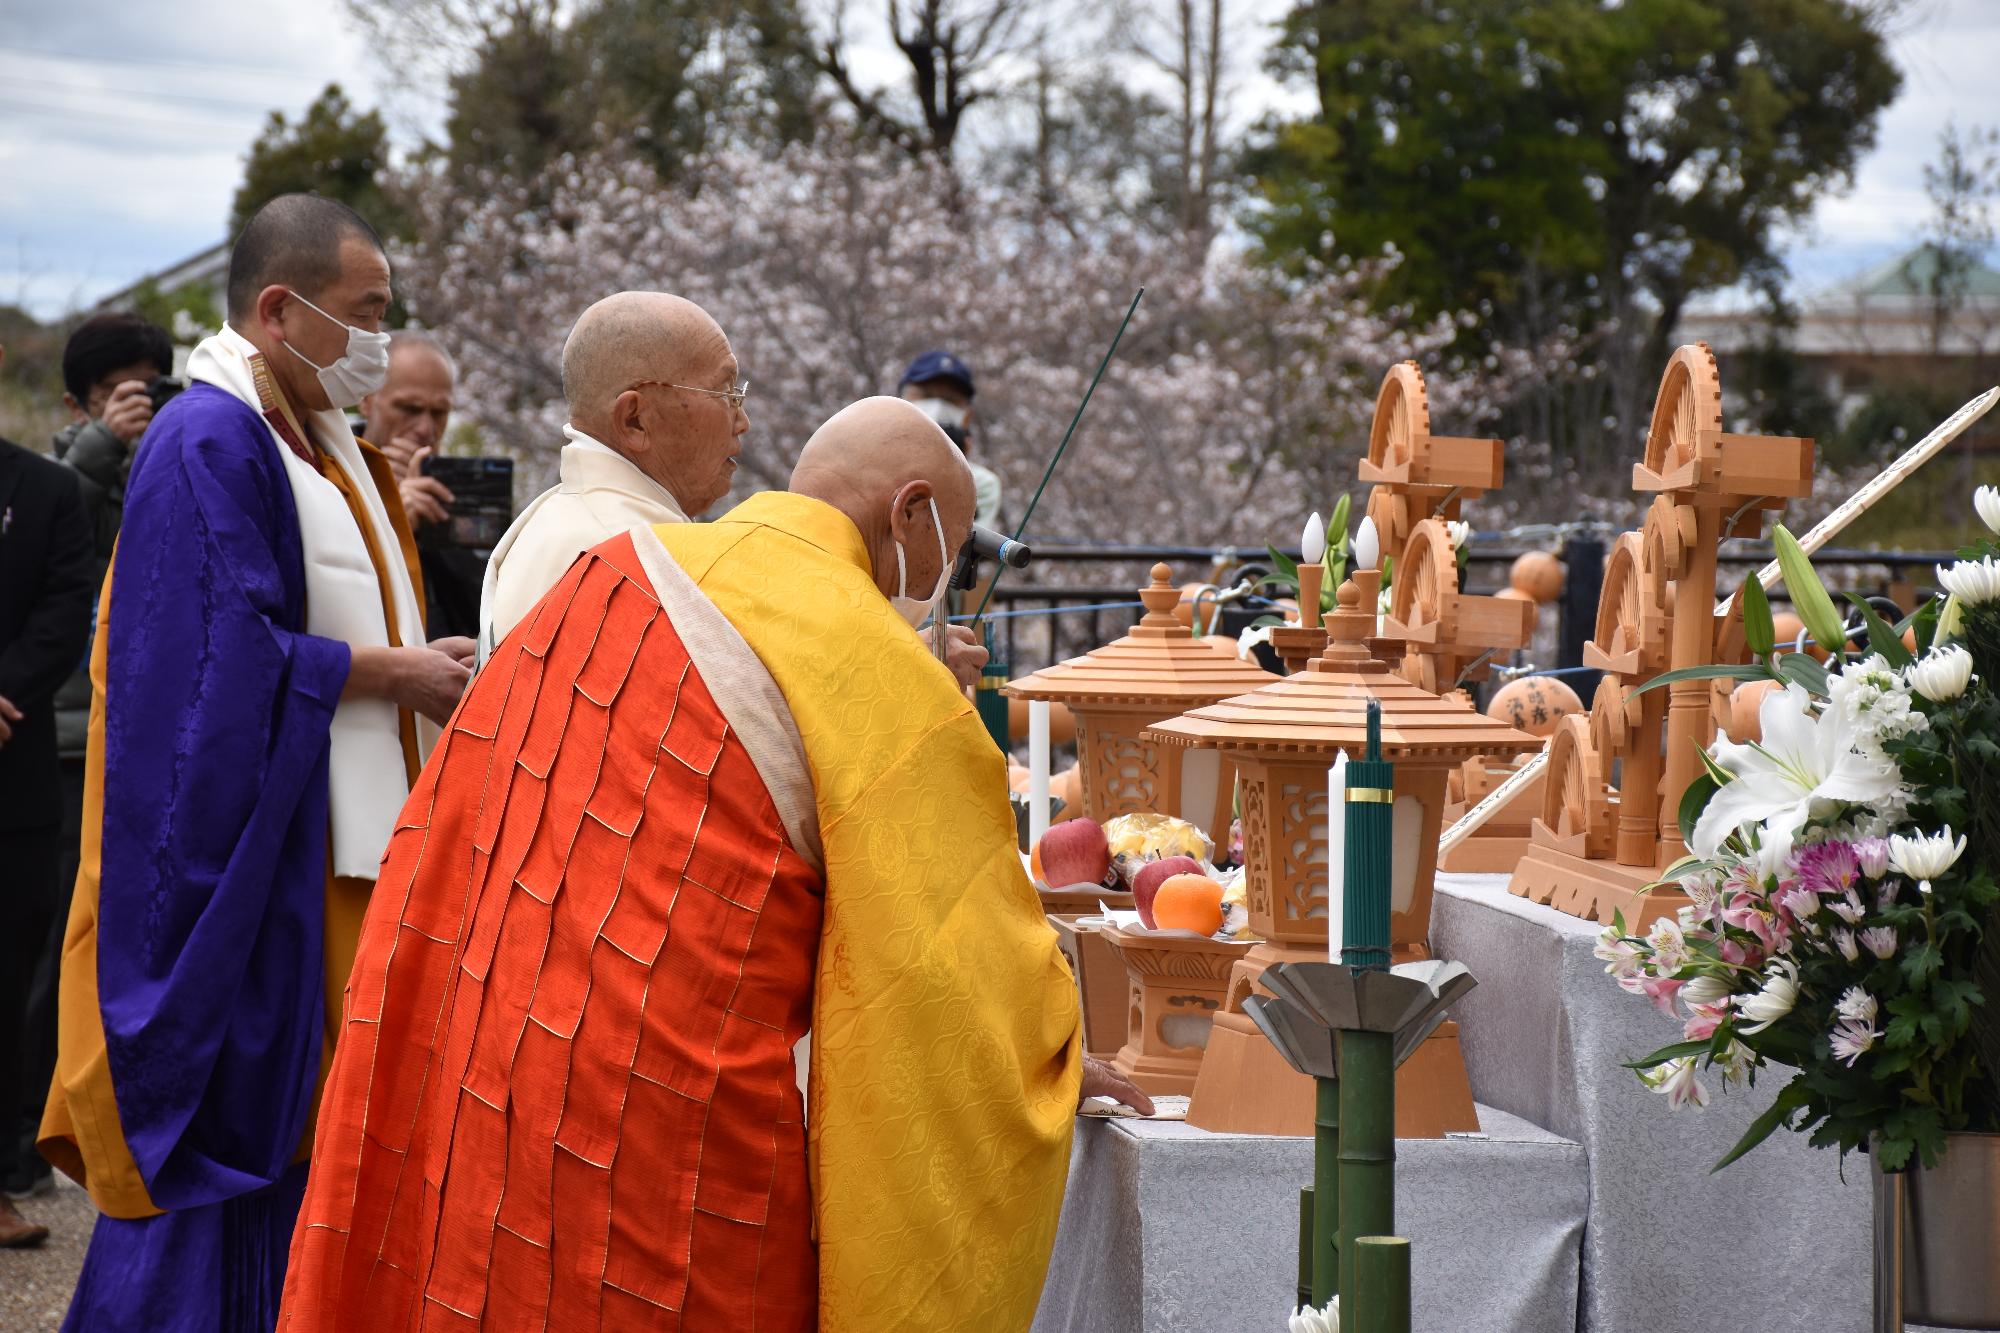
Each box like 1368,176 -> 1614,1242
1151,874 -> 1225,935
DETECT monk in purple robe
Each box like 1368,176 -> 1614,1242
37,194 -> 474,1331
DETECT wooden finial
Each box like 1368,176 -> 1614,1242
1138,563 -> 1182,626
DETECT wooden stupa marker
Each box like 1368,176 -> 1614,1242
1509,344 -> 1813,927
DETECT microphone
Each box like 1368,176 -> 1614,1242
970,525 -> 1032,569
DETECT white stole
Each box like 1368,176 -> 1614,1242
186,327 -> 432,880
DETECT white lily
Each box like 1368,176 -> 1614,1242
1738,960 -> 1800,1034
1977,484 -> 2000,535
1906,645 -> 1974,702
1690,684 -> 1905,867
1888,827 -> 1967,883
1937,557 -> 2000,606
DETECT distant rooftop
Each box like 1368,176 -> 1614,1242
1677,243 -> 2000,359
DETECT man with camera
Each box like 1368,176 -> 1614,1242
1,315 -> 181,1210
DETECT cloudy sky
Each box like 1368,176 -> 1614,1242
1,0 -> 1995,321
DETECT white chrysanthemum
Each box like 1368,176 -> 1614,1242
1889,827 -> 1967,883
1836,986 -> 1879,1025
1977,484 -> 2000,535
1937,557 -> 2000,606
1289,1297 -> 1340,1333
1906,645 -> 1975,703
1738,960 -> 1800,1034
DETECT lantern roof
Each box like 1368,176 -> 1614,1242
1003,563 -> 1277,707
1146,573 -> 1536,763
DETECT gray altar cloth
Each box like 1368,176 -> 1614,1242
1031,1104 -> 1585,1333
1431,872 -> 1885,1333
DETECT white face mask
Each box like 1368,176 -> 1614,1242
283,291 -> 392,408
909,396 -> 968,430
890,496 -> 951,628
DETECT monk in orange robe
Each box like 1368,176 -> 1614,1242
281,399 -> 1148,1332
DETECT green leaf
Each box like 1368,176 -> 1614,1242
1623,1038 -> 1712,1070
1847,593 -> 1911,667
1773,524 -> 1848,660
1630,662 -> 1771,698
1328,493 -> 1351,548
1741,577 -> 1776,658
1711,1081 -> 1810,1173
1266,543 -> 1299,582
1696,745 -> 1735,787
1678,772 -> 1720,844
1774,652 -> 1830,696
1902,599 -> 1941,654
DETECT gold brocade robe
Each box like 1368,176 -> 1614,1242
652,493 -> 1084,1331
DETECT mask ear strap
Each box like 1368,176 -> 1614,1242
893,532 -> 909,600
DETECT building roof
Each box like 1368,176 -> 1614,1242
91,240 -> 230,313
1675,243 -> 2000,359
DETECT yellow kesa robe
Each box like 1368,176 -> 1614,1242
653,493 -> 1084,1332
40,425 -> 424,1219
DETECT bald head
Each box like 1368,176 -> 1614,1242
559,291 -> 747,515
226,193 -> 385,323
792,397 -> 976,602
562,292 -> 726,423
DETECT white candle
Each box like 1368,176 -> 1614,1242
1029,699 -> 1052,850
1301,511 -> 1326,564
1353,515 -> 1380,572
1327,752 -> 1347,962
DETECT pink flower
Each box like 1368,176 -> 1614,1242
1830,1018 -> 1879,1065
1860,926 -> 1898,959
1828,890 -> 1865,924
1853,838 -> 1891,879
1832,928 -> 1860,963
1777,885 -> 1822,926
1643,1057 -> 1711,1110
1594,928 -> 1644,980
1641,977 -> 1685,1017
1795,840 -> 1863,895
1720,937 -> 1765,969
1683,1000 -> 1733,1041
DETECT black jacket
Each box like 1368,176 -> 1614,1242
51,418 -> 127,759
0,437 -> 94,829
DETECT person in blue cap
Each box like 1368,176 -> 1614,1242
898,349 -> 1002,529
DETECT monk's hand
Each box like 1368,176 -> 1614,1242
430,636 -> 477,669
100,379 -> 154,446
398,447 -> 454,527
348,644 -> 472,724
0,694 -> 19,748
942,623 -> 989,690
1079,1054 -> 1155,1117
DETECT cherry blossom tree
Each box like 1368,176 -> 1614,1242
399,134 -> 1525,546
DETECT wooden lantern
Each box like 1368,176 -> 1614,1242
1099,925 -> 1255,1096
1509,344 -> 1813,927
1004,564 -> 1277,846
1147,572 -> 1536,1136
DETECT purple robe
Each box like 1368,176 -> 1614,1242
62,383 -> 351,1332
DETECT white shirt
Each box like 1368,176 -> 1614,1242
477,426 -> 690,660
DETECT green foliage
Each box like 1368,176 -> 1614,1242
435,0 -> 821,184
126,279 -> 222,343
1249,0 -> 1900,383
233,84 -> 407,237
1774,524 -> 1846,661
1742,577 -> 1775,658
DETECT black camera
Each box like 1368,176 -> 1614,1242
146,375 -> 187,414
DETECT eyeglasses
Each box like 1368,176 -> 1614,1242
626,379 -> 751,411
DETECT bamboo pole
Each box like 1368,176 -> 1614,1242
1440,386 -> 1999,854
1314,1078 -> 1341,1307
1297,1187 -> 1315,1311
1341,701 -> 1394,973
1354,1236 -> 1413,1333
1337,1029 -> 1395,1303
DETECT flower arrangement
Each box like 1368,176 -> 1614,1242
1601,502 -> 2000,1172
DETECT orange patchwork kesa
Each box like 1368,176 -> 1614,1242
279,533 -> 822,1331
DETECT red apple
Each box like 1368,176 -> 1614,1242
1035,818 -> 1113,889
1131,855 -> 1203,929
